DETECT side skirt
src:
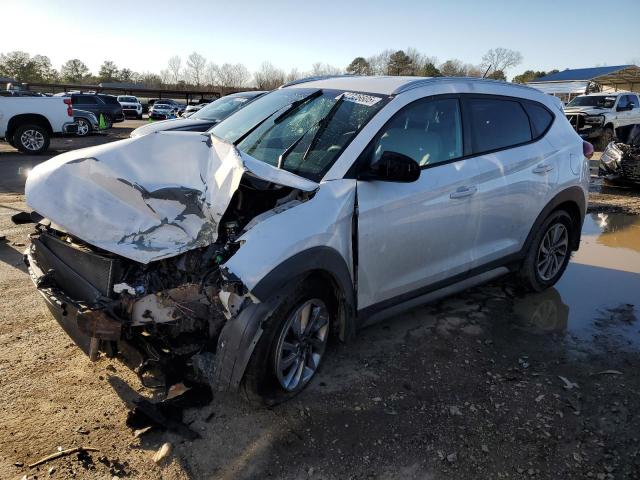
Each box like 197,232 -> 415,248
358,266 -> 511,328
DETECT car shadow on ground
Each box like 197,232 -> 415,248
157,265 -> 638,479
0,240 -> 27,273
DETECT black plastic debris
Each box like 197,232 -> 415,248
125,384 -> 213,440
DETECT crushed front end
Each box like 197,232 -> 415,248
25,218 -> 246,389
599,126 -> 640,184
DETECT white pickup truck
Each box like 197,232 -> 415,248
564,92 -> 640,150
0,96 -> 78,153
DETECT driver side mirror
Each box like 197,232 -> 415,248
360,151 -> 421,183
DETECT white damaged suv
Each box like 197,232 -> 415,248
22,76 -> 591,404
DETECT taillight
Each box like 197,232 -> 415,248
583,141 -> 594,159
63,98 -> 73,117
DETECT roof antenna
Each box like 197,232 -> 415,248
482,64 -> 492,79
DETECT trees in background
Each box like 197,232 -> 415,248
512,69 -> 558,84
346,46 -> 523,81
186,52 -> 206,86
254,61 -> 286,90
60,59 -> 90,83
480,47 -> 523,77
1,46 -> 545,91
98,60 -> 119,83
346,57 -> 371,75
0,51 -> 57,82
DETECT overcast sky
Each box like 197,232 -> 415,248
5,0 -> 640,76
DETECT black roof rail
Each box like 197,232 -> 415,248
279,74 -> 358,89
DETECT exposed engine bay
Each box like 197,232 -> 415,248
26,176 -> 312,388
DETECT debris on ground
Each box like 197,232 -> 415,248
152,442 -> 172,464
558,376 -> 579,390
591,370 -> 623,376
28,447 -> 99,468
125,383 -> 212,440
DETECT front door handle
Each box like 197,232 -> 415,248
450,185 -> 477,199
532,164 -> 554,174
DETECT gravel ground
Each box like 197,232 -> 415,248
0,126 -> 639,479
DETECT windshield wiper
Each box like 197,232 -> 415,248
232,89 -> 322,146
277,94 -> 346,170
273,89 -> 323,123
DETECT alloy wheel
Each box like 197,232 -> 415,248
77,119 -> 90,136
274,299 -> 329,391
20,129 -> 45,151
536,223 -> 568,281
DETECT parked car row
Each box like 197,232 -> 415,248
20,76 -> 592,405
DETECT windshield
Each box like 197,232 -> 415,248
191,96 -> 251,121
210,88 -> 388,181
567,95 -> 616,109
118,96 -> 137,103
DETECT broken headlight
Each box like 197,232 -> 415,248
584,115 -> 605,125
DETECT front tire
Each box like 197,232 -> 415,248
241,278 -> 333,406
519,210 -> 574,292
14,124 -> 50,154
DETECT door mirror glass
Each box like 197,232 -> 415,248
361,150 -> 421,182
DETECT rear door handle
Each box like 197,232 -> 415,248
532,164 -> 553,174
450,185 -> 477,199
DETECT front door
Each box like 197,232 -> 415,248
356,96 -> 480,312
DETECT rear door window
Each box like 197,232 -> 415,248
466,98 -> 532,154
74,95 -> 98,105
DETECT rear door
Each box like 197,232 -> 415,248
356,95 -> 480,312
460,95 -> 559,268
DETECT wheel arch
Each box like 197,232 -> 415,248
251,246 -> 357,342
7,114 -> 53,139
524,186 -> 586,254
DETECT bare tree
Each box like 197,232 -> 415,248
217,63 -> 250,89
480,48 -> 523,75
309,62 -> 342,76
366,49 -> 394,76
167,55 -> 181,85
186,52 -> 206,86
254,61 -> 285,90
285,68 -> 303,82
205,62 -> 219,86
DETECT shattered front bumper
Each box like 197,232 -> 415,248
25,243 -> 122,358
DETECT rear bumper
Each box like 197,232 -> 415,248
113,113 -> 125,123
62,122 -> 78,134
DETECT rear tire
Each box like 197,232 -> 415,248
76,118 -> 91,137
14,124 -> 50,154
519,210 -> 574,292
241,278 -> 333,406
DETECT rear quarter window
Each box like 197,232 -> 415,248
523,102 -> 554,138
466,98 -> 532,153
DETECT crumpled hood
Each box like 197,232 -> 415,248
26,132 -> 318,264
564,106 -> 608,115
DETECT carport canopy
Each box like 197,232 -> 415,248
527,65 -> 640,95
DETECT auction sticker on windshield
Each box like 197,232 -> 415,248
341,92 -> 382,107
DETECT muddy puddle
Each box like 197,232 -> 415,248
501,212 -> 640,353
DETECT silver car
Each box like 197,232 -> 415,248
23,76 -> 590,405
